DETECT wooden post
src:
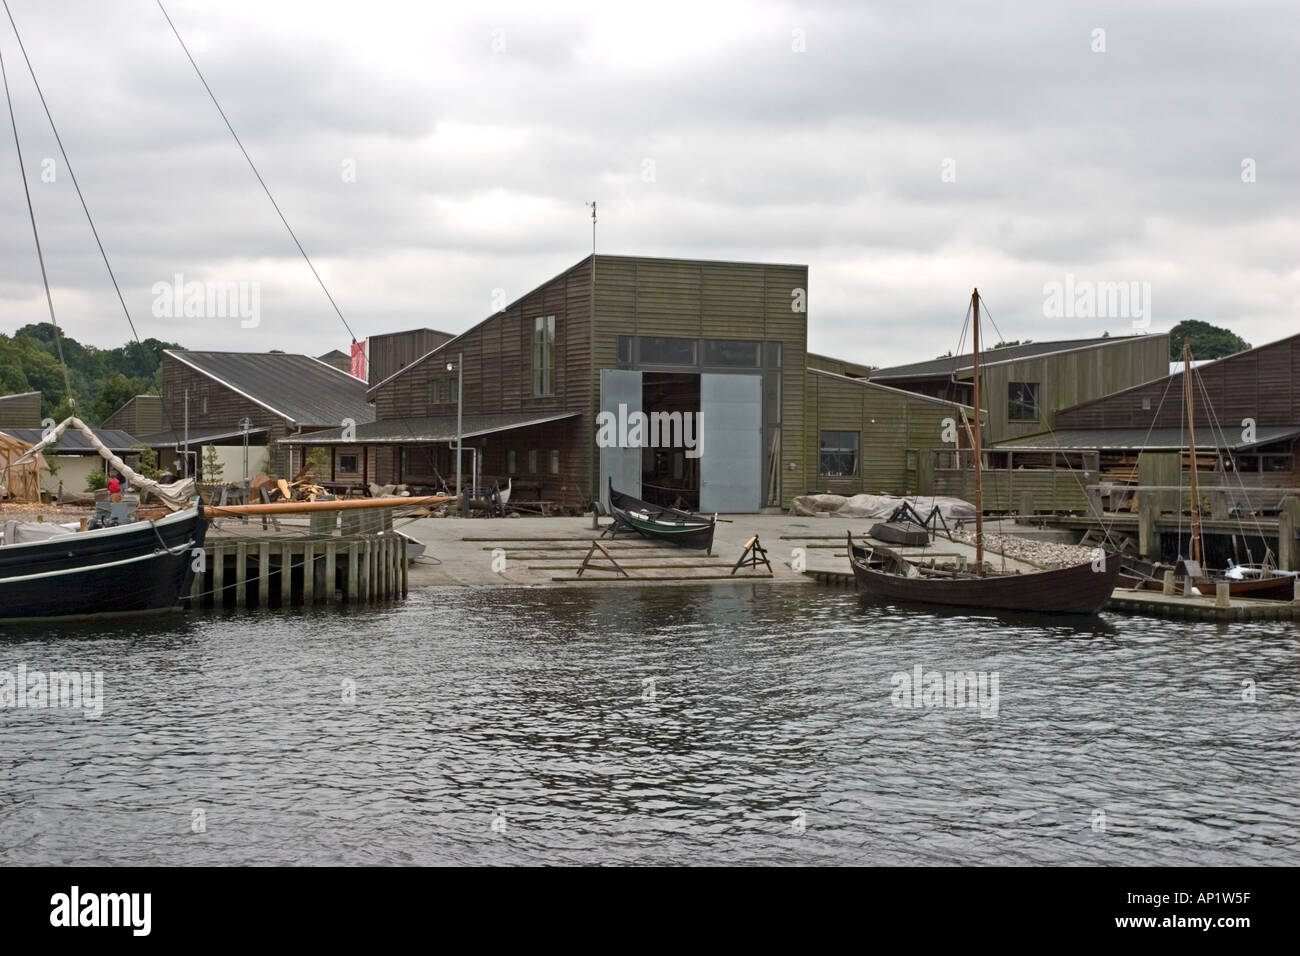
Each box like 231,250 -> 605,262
1215,581 -> 1230,607
325,542 -> 337,604
1138,491 -> 1158,559
281,543 -> 293,606
235,542 -> 248,608
258,543 -> 270,608
359,538 -> 370,602
401,538 -> 408,596
1162,569 -> 1176,596
1278,496 -> 1298,572
303,542 -> 316,604
348,542 -> 359,604
213,544 -> 225,608
190,551 -> 203,606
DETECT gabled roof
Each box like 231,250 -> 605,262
279,411 -> 581,444
870,335 -> 1156,381
809,368 -> 977,412
1,427 -> 139,453
166,351 -> 375,427
995,426 -> 1300,452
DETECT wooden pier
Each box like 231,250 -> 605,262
189,507 -> 408,609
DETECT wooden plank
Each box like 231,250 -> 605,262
325,541 -> 337,604
212,544 -> 225,608
235,542 -> 247,608
258,542 -> 270,608
348,542 -> 360,602
303,542 -> 315,605
281,543 -> 293,606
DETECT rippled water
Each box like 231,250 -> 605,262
1,585 -> 1297,865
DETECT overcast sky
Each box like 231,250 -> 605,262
0,0 -> 1295,369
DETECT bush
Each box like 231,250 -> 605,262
85,468 -> 107,492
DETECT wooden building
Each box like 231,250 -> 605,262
102,394 -> 163,436
141,351 -> 375,480
998,332 -> 1300,511
0,390 -> 41,429
284,254 -> 808,513
870,334 -> 1170,443
366,328 -> 454,386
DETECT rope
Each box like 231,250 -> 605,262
0,33 -> 74,409
155,0 -> 357,344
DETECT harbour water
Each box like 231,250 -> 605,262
1,585 -> 1296,865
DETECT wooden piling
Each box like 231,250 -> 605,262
258,542 -> 270,607
213,544 -> 225,608
235,542 -> 248,608
280,543 -> 293,607
348,542 -> 359,604
303,542 -> 316,604
325,541 -> 337,604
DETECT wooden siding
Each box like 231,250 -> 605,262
0,391 -> 41,429
161,355 -> 294,476
806,353 -> 872,379
803,371 -> 969,497
928,466 -> 1090,513
102,395 -> 163,436
1056,334 -> 1300,429
972,334 -> 1170,441
368,329 -> 454,387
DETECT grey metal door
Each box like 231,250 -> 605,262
699,372 -> 762,513
599,369 -> 642,510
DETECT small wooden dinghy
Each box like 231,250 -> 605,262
868,520 -> 930,547
608,480 -> 716,551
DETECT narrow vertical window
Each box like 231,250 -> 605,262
533,315 -> 555,396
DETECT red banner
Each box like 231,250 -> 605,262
350,340 -> 366,380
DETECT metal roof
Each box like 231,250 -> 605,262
166,351 -> 375,427
1,427 -> 140,453
279,411 -> 582,445
995,426 -> 1300,452
870,336 -> 1150,381
134,425 -> 270,447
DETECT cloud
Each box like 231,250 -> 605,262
0,0 -> 1294,369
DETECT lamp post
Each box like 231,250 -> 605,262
447,353 -> 464,516
239,416 -> 252,504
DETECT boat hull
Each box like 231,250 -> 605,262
869,520 -> 930,547
851,542 -> 1121,615
0,507 -> 206,622
608,483 -> 716,551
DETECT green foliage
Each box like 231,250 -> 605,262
201,445 -> 224,482
132,444 -> 160,482
85,467 -> 107,492
0,324 -> 181,424
1168,320 -> 1251,361
306,446 -> 330,476
992,339 -> 1031,349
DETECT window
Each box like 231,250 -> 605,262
819,431 -> 859,477
617,336 -> 632,366
638,336 -> 696,365
550,450 -> 560,475
704,339 -> 760,367
338,453 -> 360,474
765,342 -> 783,368
533,315 -> 555,396
449,376 -> 459,403
507,450 -> 516,474
1008,382 -> 1040,422
528,449 -> 538,473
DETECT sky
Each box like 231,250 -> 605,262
0,0 -> 1296,369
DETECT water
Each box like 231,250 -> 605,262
1,585 -> 1296,865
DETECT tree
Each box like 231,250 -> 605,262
91,372 -> 138,424
1168,320 -> 1250,361
201,445 -> 224,483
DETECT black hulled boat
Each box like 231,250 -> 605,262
607,480 -> 716,552
0,506 -> 207,623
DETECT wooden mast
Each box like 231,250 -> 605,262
1183,341 -> 1202,564
972,288 -> 984,574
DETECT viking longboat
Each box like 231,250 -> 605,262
0,505 -> 207,623
850,536 -> 1120,615
607,480 -> 717,551
846,288 -> 1121,616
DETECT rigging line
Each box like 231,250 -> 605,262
154,0 -> 357,344
2,0 -> 178,435
1193,367 -> 1272,557
0,36 -> 74,409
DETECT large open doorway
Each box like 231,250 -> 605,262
641,372 -> 701,510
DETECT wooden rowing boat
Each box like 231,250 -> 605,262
608,480 -> 716,551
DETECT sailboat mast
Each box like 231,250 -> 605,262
972,288 -> 984,574
1183,342 -> 1201,564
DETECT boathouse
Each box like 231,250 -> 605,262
284,254 -> 809,514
